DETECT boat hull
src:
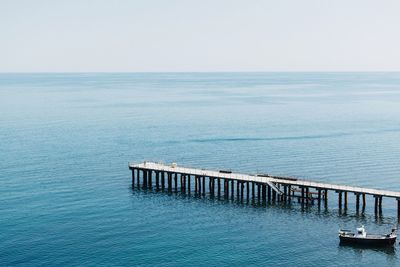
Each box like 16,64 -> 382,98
339,235 -> 396,247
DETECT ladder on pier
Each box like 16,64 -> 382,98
266,181 -> 284,195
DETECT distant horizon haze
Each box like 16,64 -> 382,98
1,0 -> 400,72
2,71 -> 400,74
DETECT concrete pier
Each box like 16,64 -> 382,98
129,162 -> 400,218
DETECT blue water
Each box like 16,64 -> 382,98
1,73 -> 400,266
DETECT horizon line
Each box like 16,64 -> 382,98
1,70 -> 400,74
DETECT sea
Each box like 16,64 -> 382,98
1,72 -> 400,266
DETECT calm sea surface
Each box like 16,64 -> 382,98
1,73 -> 400,266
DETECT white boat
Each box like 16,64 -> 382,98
338,225 -> 397,247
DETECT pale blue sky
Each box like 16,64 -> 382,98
1,0 -> 400,72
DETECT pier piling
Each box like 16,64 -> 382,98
132,170 -> 135,188
143,170 -> 147,188
231,180 -> 234,200
355,193 -> 360,212
317,189 -> 321,207
211,177 -> 215,196
161,172 -> 165,190
156,171 -> 160,190
272,189 -> 276,202
241,182 -> 244,201
188,175 -> 191,193
199,176 -> 202,195
225,179 -> 228,198
397,199 -> 400,218
148,170 -> 152,188
168,172 -> 172,191
218,178 -> 221,197
324,189 -> 328,206
262,184 -> 267,202
283,186 -> 287,202
136,169 -> 140,187
174,173 -> 177,191
236,181 -> 240,199
246,181 -> 249,200
202,176 -> 205,196
305,187 -> 309,205
362,193 -> 366,209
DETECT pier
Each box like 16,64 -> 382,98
129,162 -> 400,218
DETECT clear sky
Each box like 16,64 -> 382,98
1,0 -> 400,72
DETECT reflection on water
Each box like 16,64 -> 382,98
131,185 -> 400,230
338,243 -> 396,257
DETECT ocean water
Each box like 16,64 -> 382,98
1,72 -> 400,266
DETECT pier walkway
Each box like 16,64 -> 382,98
129,162 -> 400,218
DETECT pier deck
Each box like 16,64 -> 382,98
129,162 -> 400,217
131,162 -> 400,198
